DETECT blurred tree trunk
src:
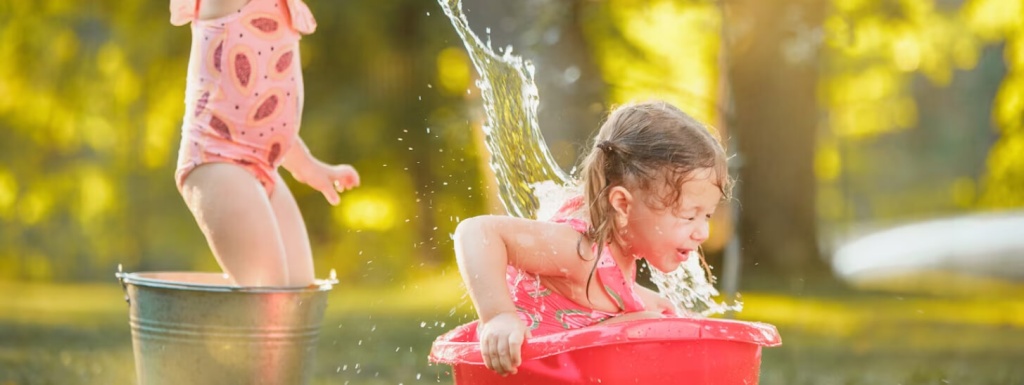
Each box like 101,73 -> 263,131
396,3 -> 443,265
723,0 -> 832,285
462,0 -> 605,171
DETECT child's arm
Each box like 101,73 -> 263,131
596,285 -> 674,326
453,215 -> 593,375
598,310 -> 666,325
634,284 -> 677,316
281,138 -> 359,205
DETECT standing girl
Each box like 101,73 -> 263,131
454,101 -> 731,375
169,0 -> 359,287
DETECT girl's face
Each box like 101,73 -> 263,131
621,168 -> 722,273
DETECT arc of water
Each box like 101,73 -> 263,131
438,0 -> 740,316
438,0 -> 573,220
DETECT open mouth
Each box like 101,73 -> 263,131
676,249 -> 692,262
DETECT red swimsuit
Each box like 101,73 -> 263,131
508,196 -> 648,335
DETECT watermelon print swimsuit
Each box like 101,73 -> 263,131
170,0 -> 317,196
507,196 -> 648,336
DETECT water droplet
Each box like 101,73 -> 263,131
562,66 -> 580,83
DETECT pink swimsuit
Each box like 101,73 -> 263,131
170,0 -> 316,196
507,196 -> 648,336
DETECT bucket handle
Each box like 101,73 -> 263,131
115,264 -> 130,306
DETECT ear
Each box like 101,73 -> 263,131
607,186 -> 633,227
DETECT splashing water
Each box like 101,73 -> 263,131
650,253 -> 742,316
438,0 -> 571,219
438,0 -> 738,317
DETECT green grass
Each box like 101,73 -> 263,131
1,277 -> 1023,384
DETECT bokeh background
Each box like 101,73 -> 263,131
1,0 -> 1023,384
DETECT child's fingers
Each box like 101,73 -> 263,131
488,334 -> 515,376
332,179 -> 347,193
508,332 -> 526,369
320,184 -> 340,206
329,165 -> 359,189
344,167 -> 360,187
481,337 -> 498,372
496,334 -> 513,374
479,338 -> 491,370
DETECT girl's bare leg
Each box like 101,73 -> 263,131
269,171 -> 315,287
180,163 -> 289,287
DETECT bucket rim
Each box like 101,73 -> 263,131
115,271 -> 337,293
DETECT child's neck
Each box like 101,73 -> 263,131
606,241 -> 637,282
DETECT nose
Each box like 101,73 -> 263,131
691,221 -> 710,243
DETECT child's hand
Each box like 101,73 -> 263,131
291,161 -> 360,206
635,283 -> 678,317
478,312 -> 531,376
281,140 -> 361,205
654,295 -> 678,317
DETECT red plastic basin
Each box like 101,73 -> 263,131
429,317 -> 781,385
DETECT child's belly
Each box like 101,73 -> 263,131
181,4 -> 304,151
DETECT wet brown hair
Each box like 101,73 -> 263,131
578,101 -> 731,292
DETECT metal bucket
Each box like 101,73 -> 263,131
116,270 -> 336,385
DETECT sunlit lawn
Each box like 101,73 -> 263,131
1,274 -> 1023,385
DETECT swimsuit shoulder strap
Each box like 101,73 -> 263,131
548,195 -> 646,313
283,0 -> 317,34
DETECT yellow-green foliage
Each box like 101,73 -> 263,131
0,0 -> 487,282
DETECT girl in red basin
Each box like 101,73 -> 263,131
454,100 -> 731,375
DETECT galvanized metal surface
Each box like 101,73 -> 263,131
117,272 -> 335,385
